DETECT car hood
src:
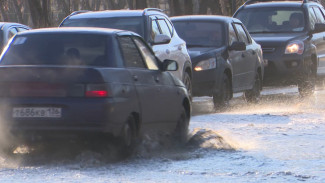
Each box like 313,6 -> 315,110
187,46 -> 224,59
251,32 -> 307,47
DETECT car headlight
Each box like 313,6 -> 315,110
285,40 -> 304,55
194,58 -> 216,71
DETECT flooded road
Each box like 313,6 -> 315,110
0,86 -> 325,183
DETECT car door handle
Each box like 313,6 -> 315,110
132,75 -> 138,81
154,76 -> 159,82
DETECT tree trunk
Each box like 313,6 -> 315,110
12,0 -> 23,23
135,0 -> 147,9
0,1 -> 9,22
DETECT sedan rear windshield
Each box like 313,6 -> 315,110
235,8 -> 306,33
173,21 -> 225,47
0,33 -> 114,67
62,17 -> 144,37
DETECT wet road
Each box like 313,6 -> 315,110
0,86 -> 325,183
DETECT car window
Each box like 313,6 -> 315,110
1,33 -> 111,67
235,7 -> 305,33
157,19 -> 171,37
313,6 -> 325,23
309,7 -> 318,30
119,36 -> 146,68
229,23 -> 238,46
8,28 -> 18,40
234,23 -> 249,44
173,21 -> 225,47
150,16 -> 161,40
133,37 -> 159,70
164,18 -> 174,36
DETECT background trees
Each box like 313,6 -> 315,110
0,0 -> 324,28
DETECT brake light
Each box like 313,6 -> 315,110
85,90 -> 108,97
85,84 -> 109,97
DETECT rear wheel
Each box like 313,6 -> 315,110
174,108 -> 189,144
213,73 -> 231,109
117,116 -> 137,158
244,72 -> 261,103
183,72 -> 192,101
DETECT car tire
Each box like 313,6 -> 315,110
183,72 -> 192,101
244,72 -> 261,103
118,116 -> 137,158
174,108 -> 189,144
298,64 -> 315,97
213,73 -> 231,109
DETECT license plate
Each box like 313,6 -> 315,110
13,107 -> 62,118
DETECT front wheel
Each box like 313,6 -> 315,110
183,72 -> 192,101
174,108 -> 189,144
298,64 -> 315,97
213,73 -> 231,109
244,72 -> 261,103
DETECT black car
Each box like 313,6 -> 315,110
0,22 -> 31,52
0,28 -> 191,156
234,0 -> 325,96
171,16 -> 264,108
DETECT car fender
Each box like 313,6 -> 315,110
182,60 -> 192,79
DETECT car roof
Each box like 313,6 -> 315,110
67,9 -> 167,20
171,15 -> 241,24
240,1 -> 317,8
17,27 -> 132,36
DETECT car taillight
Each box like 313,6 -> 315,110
85,84 -> 109,97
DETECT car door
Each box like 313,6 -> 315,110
150,15 -> 186,80
232,23 -> 256,90
119,35 -> 177,131
312,6 -> 325,76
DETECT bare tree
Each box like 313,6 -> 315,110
27,0 -> 52,28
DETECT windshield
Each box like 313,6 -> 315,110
173,21 -> 225,47
235,7 -> 305,33
62,17 -> 144,37
0,33 -> 114,67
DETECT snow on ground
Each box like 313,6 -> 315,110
0,86 -> 324,183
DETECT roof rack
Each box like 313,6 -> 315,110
244,0 -> 320,5
143,8 -> 164,15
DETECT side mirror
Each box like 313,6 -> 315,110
229,41 -> 246,51
161,59 -> 178,71
312,23 -> 325,34
153,34 -> 171,45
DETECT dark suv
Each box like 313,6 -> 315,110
59,8 -> 193,98
234,0 -> 325,96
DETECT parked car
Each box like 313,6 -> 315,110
234,0 -> 325,96
0,28 -> 191,156
171,15 -> 264,108
59,8 -> 193,99
0,22 -> 31,52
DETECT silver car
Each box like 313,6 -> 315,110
59,8 -> 193,98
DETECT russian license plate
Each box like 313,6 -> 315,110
13,107 -> 62,118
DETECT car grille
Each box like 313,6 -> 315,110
262,47 -> 275,53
